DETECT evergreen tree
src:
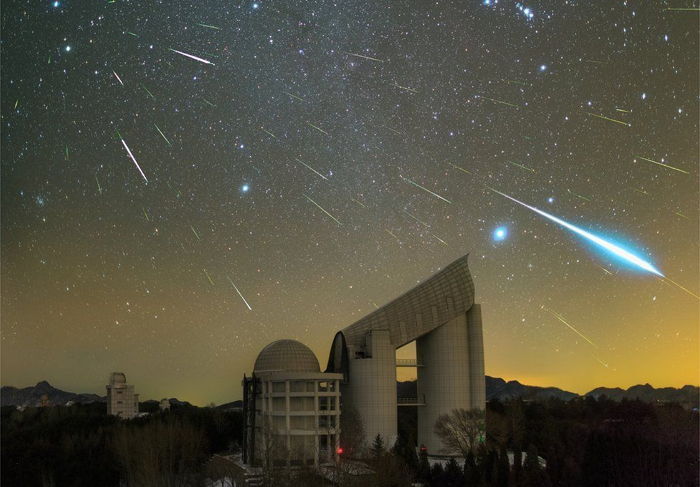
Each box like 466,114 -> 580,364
417,446 -> 431,484
370,433 -> 386,458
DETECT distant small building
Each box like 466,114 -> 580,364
159,398 -> 171,411
106,372 -> 139,419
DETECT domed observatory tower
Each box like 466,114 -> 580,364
106,372 -> 139,419
326,255 -> 485,454
242,340 -> 343,467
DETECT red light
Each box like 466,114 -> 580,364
336,447 -> 344,455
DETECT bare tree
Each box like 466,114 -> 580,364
433,408 -> 485,458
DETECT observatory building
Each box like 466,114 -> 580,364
242,340 -> 343,467
326,254 -> 484,454
106,372 -> 139,419
242,254 -> 484,462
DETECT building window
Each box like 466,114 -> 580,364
318,381 -> 336,392
290,381 -> 306,392
272,381 -> 286,393
319,397 -> 335,411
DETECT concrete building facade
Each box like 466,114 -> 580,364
243,340 -> 343,467
326,255 -> 485,454
106,372 -> 139,419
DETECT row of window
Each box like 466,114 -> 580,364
266,380 -> 337,393
267,396 -> 337,412
271,414 -> 337,430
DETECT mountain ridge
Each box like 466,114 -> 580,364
2,378 -> 697,408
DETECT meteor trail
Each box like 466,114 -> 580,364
190,225 -> 201,241
227,276 -> 252,310
448,162 -> 472,175
586,112 -> 630,127
154,123 -> 171,145
307,122 -> 329,135
169,48 -> 215,65
95,175 -> 102,194
634,156 -> 689,174
283,91 -> 305,102
112,70 -> 124,85
120,138 -> 149,183
542,306 -> 598,348
400,176 -> 452,204
506,160 -> 536,173
343,51 -> 384,62
203,269 -> 215,286
294,158 -> 328,180
478,95 -> 519,108
660,276 -> 700,300
489,188 -> 664,276
403,209 -> 430,228
303,194 -> 342,225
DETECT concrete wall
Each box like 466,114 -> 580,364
416,313 -> 471,454
344,329 -> 397,448
467,304 -> 485,410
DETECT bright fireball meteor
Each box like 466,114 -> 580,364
169,48 -> 215,65
488,188 -> 664,277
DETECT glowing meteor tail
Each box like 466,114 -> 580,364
120,138 -> 149,183
169,48 -> 215,65
489,188 -> 664,276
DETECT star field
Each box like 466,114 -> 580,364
1,0 -> 698,404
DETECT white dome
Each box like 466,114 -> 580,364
254,340 -> 320,373
110,372 -> 127,384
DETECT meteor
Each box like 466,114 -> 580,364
112,70 -> 124,85
400,175 -> 452,204
294,158 -> 328,180
307,122 -> 329,135
634,155 -> 689,174
304,194 -> 342,226
227,276 -> 252,310
169,48 -> 215,65
586,112 -> 630,127
489,188 -> 664,276
343,51 -> 384,62
542,306 -> 598,348
154,123 -> 171,145
478,95 -> 519,108
120,138 -> 149,183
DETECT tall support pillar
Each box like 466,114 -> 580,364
467,304 -> 485,409
416,313 -> 471,454
343,329 -> 397,448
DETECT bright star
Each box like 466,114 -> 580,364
539,64 -> 547,71
241,184 -> 250,193
65,45 -> 71,52
52,1 -> 60,6
252,2 -> 259,9
547,197 -> 554,203
493,227 -> 508,242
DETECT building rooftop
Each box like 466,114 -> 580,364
253,339 -> 320,374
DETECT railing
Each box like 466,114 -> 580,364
397,396 -> 426,406
396,359 -> 423,367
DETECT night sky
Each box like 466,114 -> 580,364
1,0 -> 698,405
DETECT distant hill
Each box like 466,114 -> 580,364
398,376 -> 577,402
586,383 -> 699,407
3,379 -> 697,408
0,382 -> 194,409
485,376 -> 578,401
0,381 -> 104,407
216,400 -> 243,410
